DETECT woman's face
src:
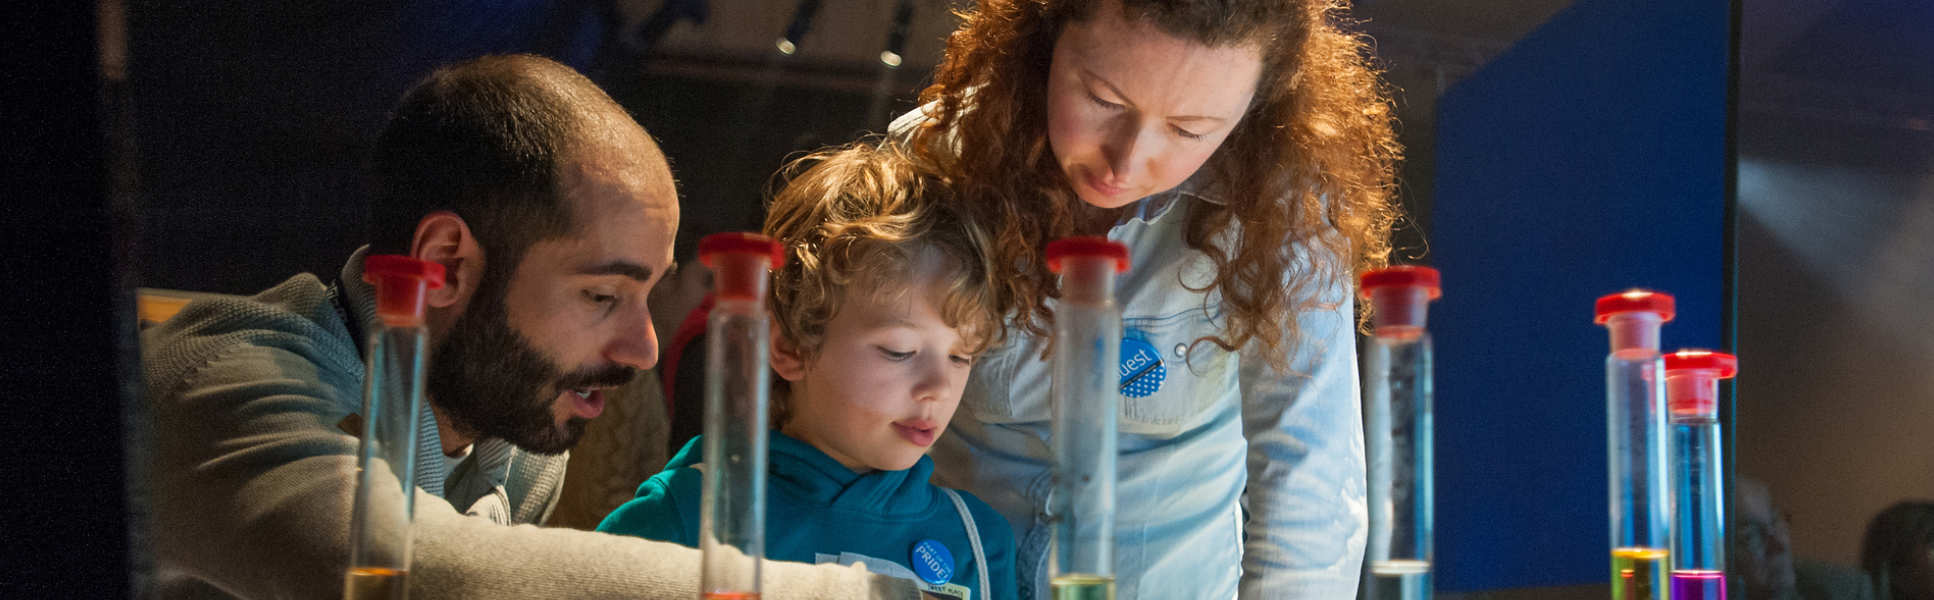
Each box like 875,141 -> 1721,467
1045,4 -> 1265,209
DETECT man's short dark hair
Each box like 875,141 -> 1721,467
368,54 -> 632,273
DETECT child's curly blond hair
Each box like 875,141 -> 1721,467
763,143 -> 1004,422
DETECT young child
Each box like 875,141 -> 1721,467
598,143 -> 1018,600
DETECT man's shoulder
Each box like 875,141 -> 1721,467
142,272 -> 362,405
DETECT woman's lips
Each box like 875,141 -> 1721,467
1084,171 -> 1131,198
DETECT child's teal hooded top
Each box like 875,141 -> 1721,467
598,431 -> 1018,600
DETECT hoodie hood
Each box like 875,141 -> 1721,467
665,431 -> 941,519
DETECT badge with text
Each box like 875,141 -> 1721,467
1119,334 -> 1166,398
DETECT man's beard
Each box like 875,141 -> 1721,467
425,274 -> 634,455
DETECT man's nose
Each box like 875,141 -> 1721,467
605,311 -> 660,371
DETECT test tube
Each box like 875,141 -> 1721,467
1596,290 -> 1676,600
696,233 -> 784,600
345,255 -> 444,600
1045,237 -> 1130,600
1359,266 -> 1442,600
1665,350 -> 1736,600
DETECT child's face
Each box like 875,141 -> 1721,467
778,279 -> 978,473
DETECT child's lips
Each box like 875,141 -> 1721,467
892,421 -> 938,447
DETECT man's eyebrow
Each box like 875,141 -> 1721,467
574,260 -> 655,282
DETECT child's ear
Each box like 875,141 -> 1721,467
768,321 -> 808,382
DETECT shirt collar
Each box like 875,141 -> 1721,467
1114,171 -> 1226,230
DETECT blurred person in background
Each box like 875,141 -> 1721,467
1734,478 -> 1877,600
1859,500 -> 1934,600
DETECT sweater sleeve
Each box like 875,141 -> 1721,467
151,342 -> 922,600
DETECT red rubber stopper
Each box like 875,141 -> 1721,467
363,255 -> 445,328
1045,237 -> 1130,274
1361,265 -> 1441,339
1359,265 -> 1443,300
1594,289 -> 1676,323
698,232 -> 784,302
1664,349 -> 1737,417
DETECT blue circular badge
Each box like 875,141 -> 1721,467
910,539 -> 955,585
1119,336 -> 1167,398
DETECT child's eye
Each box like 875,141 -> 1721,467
949,354 -> 975,367
878,347 -> 915,361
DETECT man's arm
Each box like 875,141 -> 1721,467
1234,283 -> 1368,599
151,343 -> 920,599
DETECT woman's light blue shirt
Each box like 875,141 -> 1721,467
930,190 -> 1369,600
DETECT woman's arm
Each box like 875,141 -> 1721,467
1235,279 -> 1369,599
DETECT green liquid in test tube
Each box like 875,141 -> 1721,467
345,255 -> 444,600
1596,290 -> 1676,600
1045,237 -> 1130,600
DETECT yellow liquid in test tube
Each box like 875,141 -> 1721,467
1612,547 -> 1670,600
343,567 -> 406,600
1051,573 -> 1115,600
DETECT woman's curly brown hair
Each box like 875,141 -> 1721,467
903,0 -> 1401,372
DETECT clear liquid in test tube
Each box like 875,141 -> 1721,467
1359,266 -> 1442,600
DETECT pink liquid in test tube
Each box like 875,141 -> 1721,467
1670,569 -> 1726,600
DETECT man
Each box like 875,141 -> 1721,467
144,54 -> 922,599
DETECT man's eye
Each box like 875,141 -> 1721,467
878,347 -> 914,361
583,290 -> 618,306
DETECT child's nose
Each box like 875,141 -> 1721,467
910,355 -> 949,401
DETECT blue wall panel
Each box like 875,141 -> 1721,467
1431,1 -> 1731,591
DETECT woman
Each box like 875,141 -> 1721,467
893,0 -> 1401,597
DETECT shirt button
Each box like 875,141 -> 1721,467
1173,343 -> 1188,357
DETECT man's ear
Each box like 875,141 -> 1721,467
769,321 -> 809,383
410,211 -> 484,310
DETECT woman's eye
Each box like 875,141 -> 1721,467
879,347 -> 915,361
1087,91 -> 1123,110
1172,125 -> 1206,140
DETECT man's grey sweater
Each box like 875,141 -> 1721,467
143,249 -> 916,599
